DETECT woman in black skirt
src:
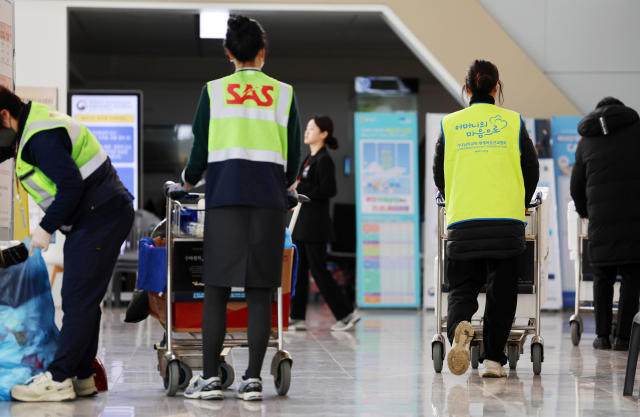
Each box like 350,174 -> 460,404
176,15 -> 302,401
289,116 -> 360,331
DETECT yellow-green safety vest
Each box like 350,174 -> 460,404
15,102 -> 108,211
207,69 -> 293,170
442,103 -> 525,228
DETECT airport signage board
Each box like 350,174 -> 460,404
551,116 -> 583,304
355,112 -> 420,308
69,92 -> 142,209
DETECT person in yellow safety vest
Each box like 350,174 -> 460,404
0,87 -> 134,401
170,15 -> 302,401
433,60 -> 539,378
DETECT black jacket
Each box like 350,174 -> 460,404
292,146 -> 337,243
570,104 -> 640,266
433,95 -> 540,260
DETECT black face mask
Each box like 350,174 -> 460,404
0,126 -> 17,148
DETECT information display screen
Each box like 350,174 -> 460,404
69,92 -> 142,208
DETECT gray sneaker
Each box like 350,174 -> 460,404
331,311 -> 361,331
184,376 -> 223,400
237,377 -> 262,401
288,319 -> 307,331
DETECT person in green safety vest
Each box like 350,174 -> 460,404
0,87 -> 134,401
174,15 -> 302,402
433,60 -> 539,378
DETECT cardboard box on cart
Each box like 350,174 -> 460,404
148,244 -> 295,333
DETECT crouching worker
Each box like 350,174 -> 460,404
433,60 -> 539,377
0,87 -> 134,401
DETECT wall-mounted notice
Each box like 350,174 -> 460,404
355,113 -> 420,308
0,0 -> 12,90
69,92 -> 142,208
551,116 -> 583,304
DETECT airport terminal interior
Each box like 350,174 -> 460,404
1,1 -> 640,416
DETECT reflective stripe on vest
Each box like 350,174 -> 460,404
442,103 -> 525,228
207,147 -> 287,170
23,177 -> 55,210
18,119 -> 82,151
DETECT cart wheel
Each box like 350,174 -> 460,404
219,362 -> 235,389
433,342 -> 444,373
532,344 -> 542,376
164,361 -> 180,397
178,362 -> 192,390
470,345 -> 479,369
570,321 -> 581,346
508,345 -> 518,370
275,360 -> 292,395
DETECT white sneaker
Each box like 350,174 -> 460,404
288,319 -> 307,331
11,372 -> 76,402
237,377 -> 262,401
73,375 -> 97,397
447,321 -> 474,375
482,359 -> 507,378
184,376 -> 223,400
331,311 -> 361,331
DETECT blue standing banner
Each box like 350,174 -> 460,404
355,113 -> 421,308
550,116 -> 582,305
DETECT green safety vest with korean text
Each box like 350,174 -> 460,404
15,102 -> 108,211
207,70 -> 293,170
441,103 -> 525,228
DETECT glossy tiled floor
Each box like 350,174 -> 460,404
1,304 -> 640,416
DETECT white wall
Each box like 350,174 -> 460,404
477,0 -> 640,115
15,1 -> 67,112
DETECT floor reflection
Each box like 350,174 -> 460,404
0,308 -> 639,416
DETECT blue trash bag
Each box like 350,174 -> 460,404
0,247 -> 59,401
137,237 -> 167,293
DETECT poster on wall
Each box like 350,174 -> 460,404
355,113 -> 420,308
551,116 -> 583,305
69,92 -> 142,209
525,118 -> 563,310
0,1 -> 13,235
0,0 -> 13,91
423,113 -> 447,309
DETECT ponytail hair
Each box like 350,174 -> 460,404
311,115 -> 339,150
462,59 -> 504,105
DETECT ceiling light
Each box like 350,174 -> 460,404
200,10 -> 229,39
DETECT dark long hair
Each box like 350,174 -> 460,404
461,59 -> 504,105
223,15 -> 268,62
312,115 -> 339,150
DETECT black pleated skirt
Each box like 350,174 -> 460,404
203,206 -> 286,288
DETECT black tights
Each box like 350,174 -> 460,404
202,285 -> 273,379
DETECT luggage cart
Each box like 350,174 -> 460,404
149,185 -> 308,396
431,188 -> 549,375
568,203 -> 621,346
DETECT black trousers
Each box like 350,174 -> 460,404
593,263 -> 640,339
48,204 -> 135,382
290,240 -> 353,322
447,255 -> 520,365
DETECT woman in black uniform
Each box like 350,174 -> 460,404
176,16 -> 302,401
289,116 -> 360,331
